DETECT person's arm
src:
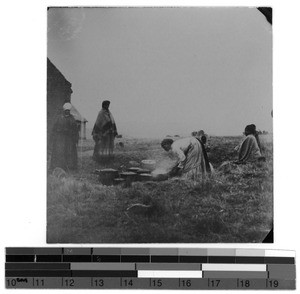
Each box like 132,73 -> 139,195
92,124 -> 101,141
112,123 -> 118,137
168,144 -> 186,176
172,145 -> 186,167
168,154 -> 184,176
168,164 -> 181,176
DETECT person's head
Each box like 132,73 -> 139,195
197,130 -> 205,137
102,100 -> 110,110
244,124 -> 256,136
63,102 -> 72,116
200,135 -> 207,145
161,138 -> 174,151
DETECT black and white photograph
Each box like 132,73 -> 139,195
47,7 -> 273,243
3,0 -> 300,291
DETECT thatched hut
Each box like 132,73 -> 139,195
70,104 -> 88,139
47,58 -> 72,147
47,58 -> 87,149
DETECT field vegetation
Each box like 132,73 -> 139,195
47,135 -> 273,243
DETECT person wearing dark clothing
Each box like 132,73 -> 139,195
92,100 -> 118,161
50,103 -> 79,171
235,124 -> 265,163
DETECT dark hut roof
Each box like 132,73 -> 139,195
47,58 -> 72,93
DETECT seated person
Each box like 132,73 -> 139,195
235,124 -> 265,164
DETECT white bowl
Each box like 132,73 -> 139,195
141,160 -> 156,171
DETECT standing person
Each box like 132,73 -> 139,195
235,124 -> 264,163
50,103 -> 79,171
161,137 -> 212,181
92,100 -> 118,161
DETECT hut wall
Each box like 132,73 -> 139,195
47,59 -> 73,151
78,122 -> 87,140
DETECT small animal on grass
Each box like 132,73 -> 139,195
124,203 -> 153,224
126,203 -> 152,215
52,167 -> 67,179
118,142 -> 124,148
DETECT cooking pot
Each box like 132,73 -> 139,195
141,160 -> 156,171
98,169 -> 119,185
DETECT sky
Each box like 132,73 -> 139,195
48,7 -> 272,138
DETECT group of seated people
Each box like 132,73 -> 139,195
160,124 -> 265,180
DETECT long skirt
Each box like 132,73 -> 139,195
181,140 -> 212,181
50,134 -> 78,171
93,134 -> 115,161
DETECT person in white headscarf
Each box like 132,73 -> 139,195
92,100 -> 118,161
50,103 -> 79,171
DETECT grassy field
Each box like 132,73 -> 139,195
47,135 -> 273,243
